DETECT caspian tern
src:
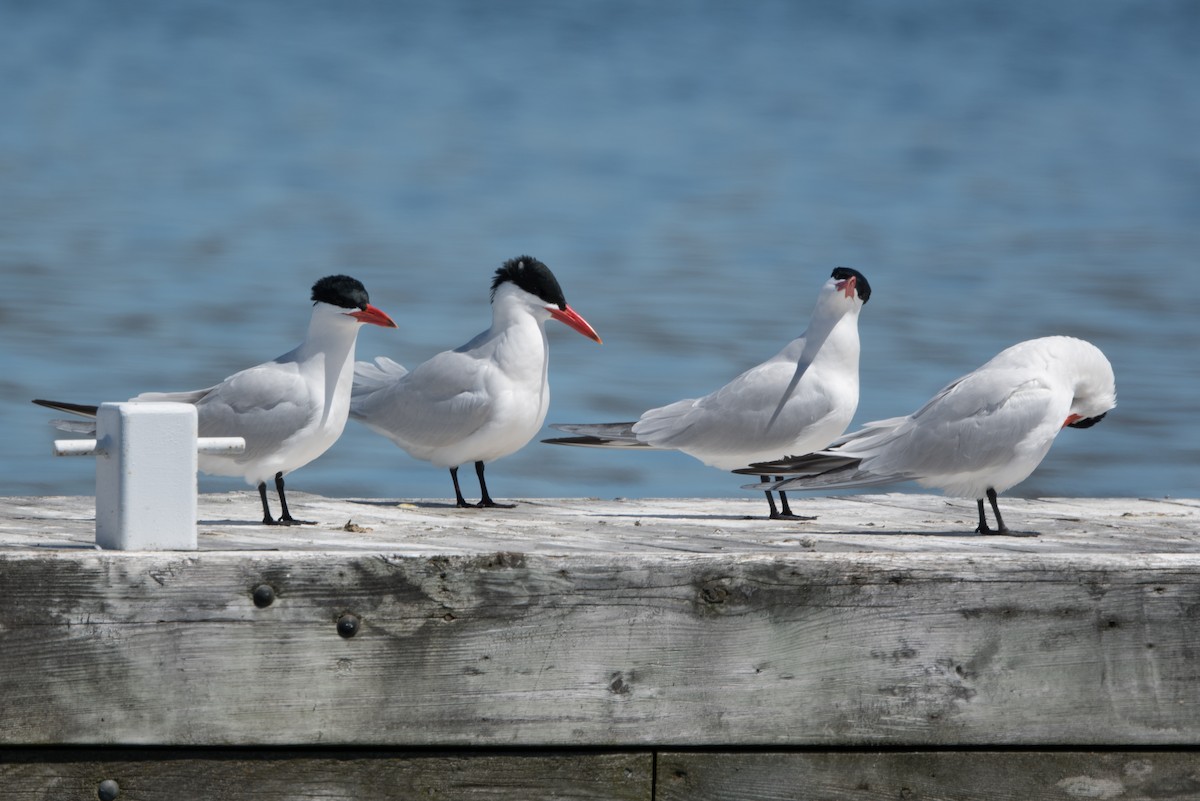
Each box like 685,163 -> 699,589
737,336 -> 1116,534
350,255 -> 602,508
543,267 -> 871,519
33,275 -> 397,525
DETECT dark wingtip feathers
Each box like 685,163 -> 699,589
32,398 -> 100,416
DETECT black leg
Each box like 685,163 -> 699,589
450,467 -> 471,508
764,476 -> 815,521
986,487 -> 1009,534
974,497 -> 991,534
474,461 -> 515,508
275,472 -> 314,525
974,489 -> 1033,535
778,489 -> 795,517
762,475 -> 781,517
258,481 -> 277,525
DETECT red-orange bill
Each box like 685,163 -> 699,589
350,304 -> 398,328
549,304 -> 602,343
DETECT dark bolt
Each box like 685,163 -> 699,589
337,614 -> 360,638
98,779 -> 120,801
252,584 -> 276,608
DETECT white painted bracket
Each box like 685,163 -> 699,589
53,402 -> 245,551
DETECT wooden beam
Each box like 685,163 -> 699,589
0,749 -> 651,801
2,493 -> 1198,554
657,751 -> 1200,800
1,546 -> 1197,746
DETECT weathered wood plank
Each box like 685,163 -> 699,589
2,493 -> 1198,554
657,751 -> 1200,800
1,548 -> 1197,747
0,749 -> 651,801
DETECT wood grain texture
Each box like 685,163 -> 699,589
0,749 -> 651,801
657,751 -> 1200,800
2,493 -> 1198,554
1,545 -> 1197,747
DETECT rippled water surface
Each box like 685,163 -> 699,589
3,1 -> 1198,504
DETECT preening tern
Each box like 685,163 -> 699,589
738,336 -> 1116,534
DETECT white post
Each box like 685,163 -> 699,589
52,402 -> 245,551
95,402 -> 200,550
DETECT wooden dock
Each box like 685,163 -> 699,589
1,492 -> 1198,799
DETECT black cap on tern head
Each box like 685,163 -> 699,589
831,266 -> 871,303
491,255 -> 567,310
312,275 -> 369,311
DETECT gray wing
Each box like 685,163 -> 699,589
133,387 -> 217,405
863,370 -> 1059,480
632,356 -> 826,453
35,368 -> 315,468
350,350 -> 496,452
191,362 -> 316,466
743,368 -> 1060,490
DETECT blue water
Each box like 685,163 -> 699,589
3,0 -> 1198,504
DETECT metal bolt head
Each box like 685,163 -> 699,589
337,614 -> 360,638
252,584 -> 276,608
98,779 -> 120,800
